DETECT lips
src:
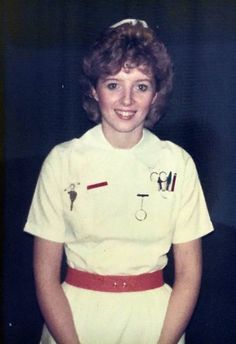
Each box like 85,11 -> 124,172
115,109 -> 136,119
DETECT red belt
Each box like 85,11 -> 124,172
65,267 -> 164,293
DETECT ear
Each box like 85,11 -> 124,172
91,87 -> 99,101
151,92 -> 158,105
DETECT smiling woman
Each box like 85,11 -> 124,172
92,68 -> 157,148
24,19 -> 213,344
82,20 -> 173,129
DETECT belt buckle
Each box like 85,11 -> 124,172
112,279 -> 128,290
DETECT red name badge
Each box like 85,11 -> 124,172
87,181 -> 108,190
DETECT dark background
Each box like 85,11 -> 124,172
2,1 -> 236,343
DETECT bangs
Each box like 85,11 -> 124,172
94,52 -> 154,79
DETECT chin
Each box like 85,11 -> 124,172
115,124 -> 141,133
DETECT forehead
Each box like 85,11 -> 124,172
101,65 -> 154,81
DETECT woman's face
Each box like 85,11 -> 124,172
92,66 -> 157,147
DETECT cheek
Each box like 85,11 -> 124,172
97,91 -> 115,107
97,97 -> 116,116
98,99 -> 111,111
139,96 -> 156,111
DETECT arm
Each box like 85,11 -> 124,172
34,237 -> 81,344
158,238 -> 202,344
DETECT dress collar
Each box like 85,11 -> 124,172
86,124 -> 162,169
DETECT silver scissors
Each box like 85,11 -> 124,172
150,171 -> 172,192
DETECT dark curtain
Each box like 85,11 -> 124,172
3,1 -> 236,343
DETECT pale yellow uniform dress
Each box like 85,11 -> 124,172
24,124 -> 213,344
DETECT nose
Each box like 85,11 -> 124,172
120,86 -> 134,106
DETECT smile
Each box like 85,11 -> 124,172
115,109 -> 136,119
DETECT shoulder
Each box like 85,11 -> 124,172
163,140 -> 192,162
44,125 -> 99,165
43,138 -> 79,168
157,138 -> 198,179
145,129 -> 193,164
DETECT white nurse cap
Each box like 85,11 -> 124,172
110,18 -> 148,28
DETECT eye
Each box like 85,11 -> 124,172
106,82 -> 118,90
137,83 -> 149,92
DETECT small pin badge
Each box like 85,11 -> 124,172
64,183 -> 80,211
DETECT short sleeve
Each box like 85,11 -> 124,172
172,154 -> 214,244
24,148 -> 66,242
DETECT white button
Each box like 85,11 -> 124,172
113,282 -> 118,287
122,282 -> 127,287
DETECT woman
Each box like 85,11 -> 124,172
24,19 -> 213,344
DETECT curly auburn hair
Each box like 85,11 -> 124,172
81,21 -> 173,128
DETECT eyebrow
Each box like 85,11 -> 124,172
101,77 -> 153,83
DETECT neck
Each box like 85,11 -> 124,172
101,126 -> 143,149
